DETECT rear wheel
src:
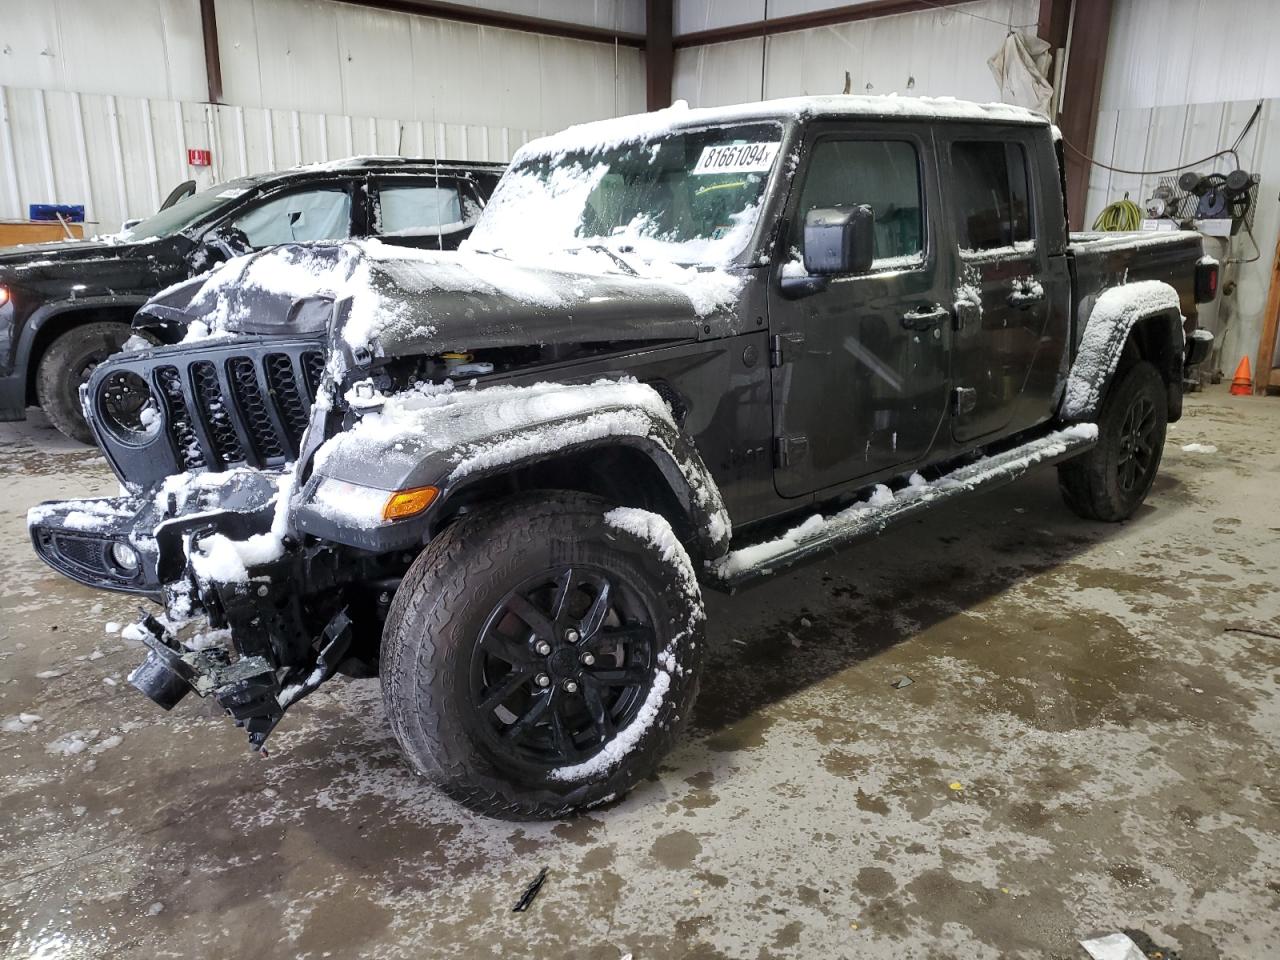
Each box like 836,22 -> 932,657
380,493 -> 704,820
36,321 -> 131,444
1058,360 -> 1167,522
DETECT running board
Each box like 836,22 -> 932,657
706,424 -> 1098,591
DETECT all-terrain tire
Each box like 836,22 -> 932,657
1058,360 -> 1167,522
380,492 -> 705,820
36,321 -> 131,444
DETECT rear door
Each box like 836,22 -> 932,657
940,132 -> 1053,442
768,124 -> 951,498
371,175 -> 484,251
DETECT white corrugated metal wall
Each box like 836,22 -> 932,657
0,0 -> 644,231
672,0 -> 1039,106
1084,0 -> 1280,376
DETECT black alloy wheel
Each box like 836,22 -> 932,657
469,565 -> 656,770
380,492 -> 706,820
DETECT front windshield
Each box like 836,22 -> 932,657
467,122 -> 783,266
118,180 -> 254,242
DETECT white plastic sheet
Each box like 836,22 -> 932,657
988,30 -> 1054,115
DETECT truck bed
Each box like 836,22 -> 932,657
1067,229 -> 1204,335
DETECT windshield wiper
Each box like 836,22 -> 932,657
583,244 -> 638,276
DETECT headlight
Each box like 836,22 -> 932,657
0,285 -> 10,307
99,371 -> 161,442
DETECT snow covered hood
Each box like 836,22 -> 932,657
148,240 -> 735,357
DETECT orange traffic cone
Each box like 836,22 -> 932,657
1230,356 -> 1253,396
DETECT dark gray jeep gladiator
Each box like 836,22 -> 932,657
28,96 -> 1218,819
0,157 -> 503,443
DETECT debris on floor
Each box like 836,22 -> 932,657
513,867 -> 549,913
891,675 -> 913,689
1079,932 -> 1146,960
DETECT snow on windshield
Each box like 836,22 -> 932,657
466,119 -> 783,266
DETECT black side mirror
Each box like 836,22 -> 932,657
803,205 -> 875,275
202,226 -> 252,264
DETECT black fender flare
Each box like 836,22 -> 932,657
14,295 -> 148,384
1059,280 -> 1183,422
294,380 -> 733,561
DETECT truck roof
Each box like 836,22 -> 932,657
516,94 -> 1049,162
232,156 -> 507,186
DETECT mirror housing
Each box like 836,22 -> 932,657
202,226 -> 252,264
802,205 -> 875,276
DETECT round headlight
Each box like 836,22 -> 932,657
109,541 -> 141,576
99,371 -> 160,442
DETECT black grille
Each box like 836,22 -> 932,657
145,346 -> 322,473
55,535 -> 106,570
192,360 -> 247,466
155,366 -> 206,471
302,351 -> 325,401
229,356 -> 286,462
264,354 -> 310,452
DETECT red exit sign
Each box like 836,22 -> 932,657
187,148 -> 211,167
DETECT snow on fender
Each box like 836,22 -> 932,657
1061,279 -> 1182,421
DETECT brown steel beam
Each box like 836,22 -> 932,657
1037,0 -> 1071,50
646,0 -> 674,109
332,0 -> 645,47
673,0 -> 975,48
1058,0 -> 1113,228
199,0 -> 223,104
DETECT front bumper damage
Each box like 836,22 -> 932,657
28,471 -> 354,751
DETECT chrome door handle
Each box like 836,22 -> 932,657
901,306 -> 950,330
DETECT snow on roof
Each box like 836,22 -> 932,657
516,95 -> 1047,162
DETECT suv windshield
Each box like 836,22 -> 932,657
467,122 -> 783,266
118,180 -> 254,242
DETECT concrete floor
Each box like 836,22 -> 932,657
1,387 -> 1278,960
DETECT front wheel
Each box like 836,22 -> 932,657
36,321 -> 131,443
380,493 -> 705,820
1058,360 -> 1167,522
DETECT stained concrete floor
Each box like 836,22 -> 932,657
1,387 -> 1278,960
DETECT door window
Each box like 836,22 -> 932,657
950,141 -> 1033,252
794,140 -> 923,266
229,187 -> 352,248
378,183 -> 477,236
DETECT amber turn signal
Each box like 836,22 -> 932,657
381,485 -> 438,521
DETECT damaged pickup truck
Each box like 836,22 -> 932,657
29,96 -> 1219,819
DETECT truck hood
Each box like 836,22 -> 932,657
0,236 -> 186,296
141,240 -> 742,357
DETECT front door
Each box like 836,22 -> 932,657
941,134 -> 1053,442
768,127 -> 951,499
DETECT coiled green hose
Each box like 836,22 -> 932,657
1092,196 -> 1143,231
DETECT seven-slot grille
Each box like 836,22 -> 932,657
152,348 -> 325,471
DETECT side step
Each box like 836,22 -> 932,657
706,424 -> 1098,590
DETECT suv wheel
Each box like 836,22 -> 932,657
381,492 -> 705,820
1058,360 -> 1167,522
36,321 -> 131,444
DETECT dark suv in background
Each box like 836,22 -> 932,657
0,158 -> 504,442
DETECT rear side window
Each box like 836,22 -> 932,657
794,139 -> 923,264
950,140 -> 1032,252
378,183 -> 475,236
